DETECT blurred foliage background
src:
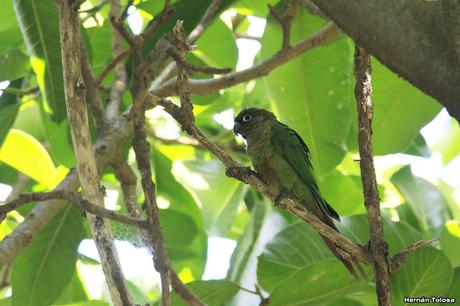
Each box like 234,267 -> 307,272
0,0 -> 459,305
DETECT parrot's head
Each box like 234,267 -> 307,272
233,108 -> 276,139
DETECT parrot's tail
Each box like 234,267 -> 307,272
312,199 -> 367,280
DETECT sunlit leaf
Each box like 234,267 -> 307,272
13,0 -> 66,121
12,206 -> 86,306
0,129 -> 57,189
262,10 -> 354,175
55,272 -> 88,304
366,58 -> 441,155
441,220 -> 460,267
404,133 -> 431,158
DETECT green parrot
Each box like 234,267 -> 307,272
233,107 -> 364,278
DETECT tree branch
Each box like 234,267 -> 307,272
151,22 -> 340,97
57,1 -> 133,304
0,191 -> 147,229
354,46 -> 391,306
390,237 -> 438,273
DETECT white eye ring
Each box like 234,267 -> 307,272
242,114 -> 252,122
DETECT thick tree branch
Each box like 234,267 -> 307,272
57,1 -> 133,304
311,0 -> 460,124
0,191 -> 147,229
354,46 -> 391,306
152,22 -> 340,97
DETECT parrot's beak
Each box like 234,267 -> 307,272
233,122 -> 242,136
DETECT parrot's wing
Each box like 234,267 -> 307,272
271,122 -> 340,221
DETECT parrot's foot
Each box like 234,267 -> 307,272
226,166 -> 257,180
274,191 -> 289,208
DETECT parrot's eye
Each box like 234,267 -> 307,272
242,114 -> 252,122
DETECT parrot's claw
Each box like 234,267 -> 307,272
226,166 -> 257,179
274,191 -> 289,208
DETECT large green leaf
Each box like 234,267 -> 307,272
194,18 -> 238,69
391,247 -> 453,305
0,48 -> 30,81
391,165 -> 452,234
0,79 -> 21,146
404,133 -> 431,158
0,0 -> 23,53
366,58 -> 441,155
11,206 -> 86,306
261,10 -> 354,175
13,0 -> 66,122
268,261 -> 363,306
170,280 -> 239,306
440,220 -> 460,268
173,159 -> 246,237
318,171 -> 365,216
85,23 -> 114,76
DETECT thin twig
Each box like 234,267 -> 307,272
152,22 -> 340,97
96,48 -> 131,85
132,104 -> 172,305
110,14 -> 136,46
187,0 -> 222,44
0,191 -> 147,228
354,46 -> 391,306
167,48 -> 231,74
268,0 -> 300,49
390,238 -> 439,273
107,0 -> 129,119
140,0 -> 173,40
0,87 -> 39,96
79,38 -> 107,127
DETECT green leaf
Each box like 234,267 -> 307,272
391,247 -> 453,305
173,159 -> 246,237
11,206 -> 86,306
0,0 -> 23,53
0,129 -> 58,189
368,58 -> 441,155
430,117 -> 460,164
0,48 -> 30,81
233,0 -> 280,17
13,0 -> 66,121
0,79 -> 21,146
85,23 -> 115,76
268,261 -> 363,306
318,171 -> 365,216
262,10 -> 354,175
391,165 -> 452,234
443,268 -> 460,305
194,19 -> 237,69
440,220 -> 460,268
170,280 -> 239,306
55,272 -> 88,304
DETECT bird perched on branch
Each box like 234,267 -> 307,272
233,107 -> 365,279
